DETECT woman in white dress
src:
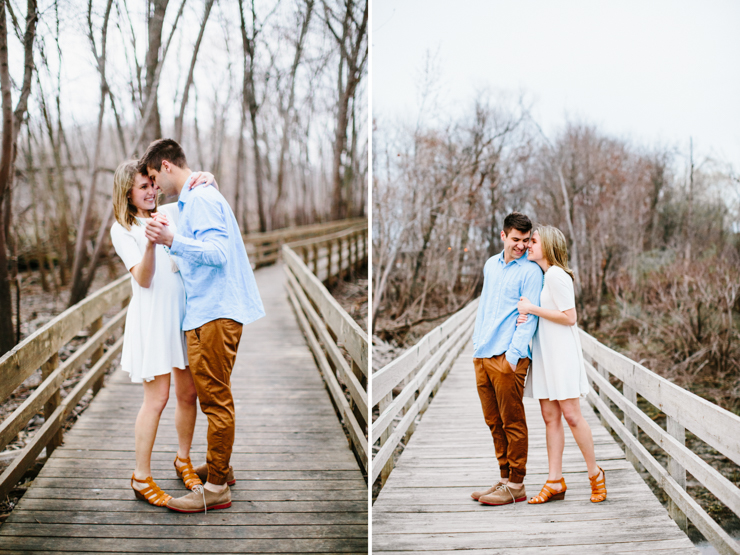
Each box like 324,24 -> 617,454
110,160 -> 214,506
516,225 -> 607,504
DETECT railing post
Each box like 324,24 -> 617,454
41,353 -> 63,454
337,237 -> 344,282
325,240 -> 333,284
350,360 -> 366,429
623,383 -> 639,465
312,244 -> 319,276
594,361 -> 611,431
379,392 -> 394,487
90,316 -> 105,394
667,416 -> 688,531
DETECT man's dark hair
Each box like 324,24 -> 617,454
138,138 -> 188,173
502,212 -> 532,236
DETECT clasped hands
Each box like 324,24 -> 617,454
144,212 -> 173,247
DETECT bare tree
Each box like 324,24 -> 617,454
0,0 -> 38,354
67,0 -> 114,307
322,0 -> 367,220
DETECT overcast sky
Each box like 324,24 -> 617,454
372,0 -> 740,172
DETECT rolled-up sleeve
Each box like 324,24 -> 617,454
505,266 -> 542,366
170,196 -> 228,267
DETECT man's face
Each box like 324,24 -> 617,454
500,228 -> 532,261
147,164 -> 175,196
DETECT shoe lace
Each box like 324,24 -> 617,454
192,484 -> 206,514
495,483 -> 517,505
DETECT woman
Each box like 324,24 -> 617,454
516,225 -> 607,504
110,160 -> 215,506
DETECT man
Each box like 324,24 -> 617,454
142,138 -> 265,512
470,212 -> 542,506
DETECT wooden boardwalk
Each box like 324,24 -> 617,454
373,342 -> 699,554
0,263 -> 368,554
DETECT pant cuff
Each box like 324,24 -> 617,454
207,466 -> 228,486
509,470 -> 526,483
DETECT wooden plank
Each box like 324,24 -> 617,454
0,274 -> 130,402
587,389 -> 738,554
373,341 -> 699,554
371,309 -> 476,441
586,363 -> 740,518
371,316 -> 475,483
0,263 -> 367,554
283,246 -> 368,376
0,308 -> 126,452
580,328 -> 740,466
372,300 -> 478,400
284,267 -> 367,421
0,336 -> 124,499
284,273 -> 368,472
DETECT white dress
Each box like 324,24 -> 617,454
527,265 -> 589,400
110,203 -> 188,383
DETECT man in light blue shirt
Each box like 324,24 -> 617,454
142,139 -> 264,513
470,212 -> 542,506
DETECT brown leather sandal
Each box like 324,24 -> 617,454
131,474 -> 172,506
589,467 -> 607,502
528,477 -> 567,504
174,454 -> 204,491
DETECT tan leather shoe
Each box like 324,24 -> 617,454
193,463 -> 236,486
479,483 -> 527,506
471,481 -> 504,501
166,486 -> 231,513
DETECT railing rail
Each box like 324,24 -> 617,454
371,300 -> 479,486
0,275 -> 131,499
282,224 -> 369,473
244,218 -> 365,269
580,329 -> 740,555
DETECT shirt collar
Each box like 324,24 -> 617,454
177,173 -> 198,206
497,250 -> 531,266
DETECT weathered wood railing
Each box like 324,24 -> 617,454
371,300 -> 479,486
0,275 -> 131,499
282,223 -> 369,474
244,218 -> 365,269
580,330 -> 740,555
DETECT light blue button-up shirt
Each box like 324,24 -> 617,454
169,174 -> 265,331
472,251 -> 543,365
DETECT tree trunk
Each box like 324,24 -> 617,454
142,0 -> 169,146
0,0 -> 38,354
238,0 -> 267,232
324,0 -> 367,221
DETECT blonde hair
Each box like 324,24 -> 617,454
112,160 -> 158,230
536,225 -> 575,280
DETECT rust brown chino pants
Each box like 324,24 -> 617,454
474,354 -> 530,484
186,318 -> 243,486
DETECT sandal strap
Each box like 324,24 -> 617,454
131,474 -> 172,506
174,455 -> 204,490
531,483 -> 560,502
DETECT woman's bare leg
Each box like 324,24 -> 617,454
559,398 -> 600,477
172,366 -> 198,462
540,398 -> 565,491
133,374 -> 171,488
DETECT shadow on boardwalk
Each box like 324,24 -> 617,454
372,342 -> 699,554
0,263 -> 368,554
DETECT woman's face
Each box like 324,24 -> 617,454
128,173 -> 157,215
527,230 -> 543,262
